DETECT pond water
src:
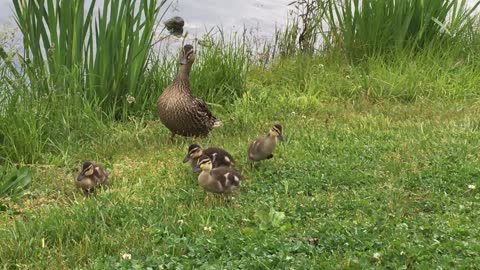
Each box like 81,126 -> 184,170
1,0 -> 478,54
0,0 -> 293,46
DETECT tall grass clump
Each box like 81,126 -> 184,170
190,30 -> 252,105
0,165 -> 31,210
11,0 -> 164,117
0,0 -> 165,163
267,0 -> 321,59
321,0 -> 480,61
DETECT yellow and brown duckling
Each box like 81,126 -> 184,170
183,143 -> 235,173
248,124 -> 284,162
156,44 -> 221,140
197,155 -> 243,194
75,161 -> 108,195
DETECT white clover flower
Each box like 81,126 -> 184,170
126,94 -> 136,104
203,226 -> 212,232
468,184 -> 476,190
372,252 -> 381,260
121,253 -> 132,260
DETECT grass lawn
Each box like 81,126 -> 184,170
1,89 -> 479,268
2,0 -> 480,267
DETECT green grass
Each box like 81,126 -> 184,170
1,60 -> 480,267
2,1 -> 480,266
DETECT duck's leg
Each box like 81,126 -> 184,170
168,132 -> 176,143
203,192 -> 210,204
247,159 -> 258,169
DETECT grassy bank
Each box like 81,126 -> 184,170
1,91 -> 480,268
1,0 -> 480,268
1,42 -> 480,269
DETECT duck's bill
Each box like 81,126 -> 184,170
278,135 -> 284,141
182,154 -> 190,163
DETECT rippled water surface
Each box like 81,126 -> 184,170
0,0 -> 292,38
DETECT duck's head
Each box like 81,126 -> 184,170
77,161 -> 94,181
183,143 -> 203,163
179,44 -> 195,65
269,124 -> 284,141
197,155 -> 213,172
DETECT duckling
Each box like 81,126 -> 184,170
156,44 -> 221,140
183,143 -> 235,173
248,124 -> 284,162
197,155 -> 242,194
75,161 -> 108,195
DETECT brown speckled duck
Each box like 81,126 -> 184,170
183,143 -> 235,173
197,155 -> 242,194
156,44 -> 221,140
75,161 -> 109,195
248,124 -> 284,162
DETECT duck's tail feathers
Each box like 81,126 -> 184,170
212,120 -> 222,128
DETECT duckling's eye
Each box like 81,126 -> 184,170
84,165 -> 94,176
272,127 -> 281,135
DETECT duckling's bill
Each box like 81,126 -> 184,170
76,172 -> 84,181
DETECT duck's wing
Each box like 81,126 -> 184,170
193,97 -> 222,127
211,167 -> 242,189
248,138 -> 264,159
204,148 -> 235,166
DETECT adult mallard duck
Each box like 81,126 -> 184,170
75,161 -> 109,195
183,143 -> 235,173
248,124 -> 284,162
156,44 -> 221,140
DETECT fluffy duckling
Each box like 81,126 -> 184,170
75,161 -> 109,195
197,155 -> 242,194
183,143 -> 235,173
248,124 -> 284,162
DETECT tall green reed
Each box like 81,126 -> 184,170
11,0 -> 164,117
86,0 -> 163,118
321,0 -> 480,61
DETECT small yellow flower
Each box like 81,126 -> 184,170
121,253 -> 132,260
203,226 -> 212,232
468,184 -> 476,190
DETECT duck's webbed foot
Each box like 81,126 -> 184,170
166,132 -> 175,143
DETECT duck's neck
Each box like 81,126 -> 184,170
176,64 -> 192,81
198,170 -> 211,185
265,135 -> 277,147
